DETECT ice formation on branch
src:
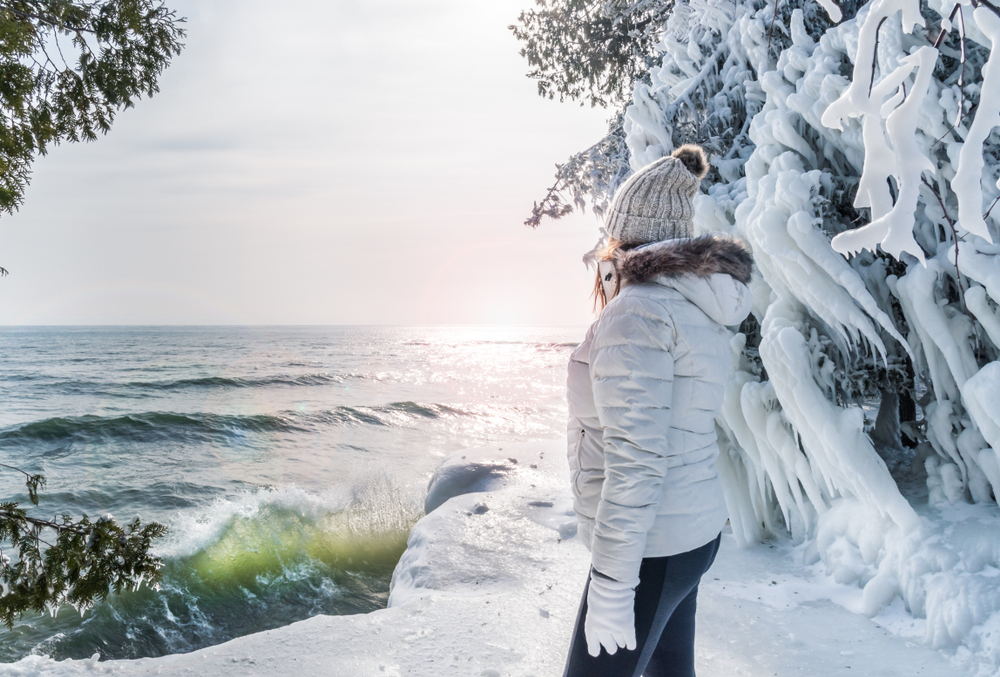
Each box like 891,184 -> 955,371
953,8 -> 1000,243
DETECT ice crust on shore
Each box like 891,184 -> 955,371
4,441 -> 988,676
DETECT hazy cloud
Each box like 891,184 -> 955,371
0,0 -> 609,326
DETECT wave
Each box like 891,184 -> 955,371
4,475 -> 421,662
2,373 -> 45,382
138,373 -> 347,389
395,338 -> 578,350
455,340 -> 579,352
1,372 -> 398,394
165,474 -> 421,579
0,402 -> 470,444
0,412 -> 306,444
536,341 -> 579,350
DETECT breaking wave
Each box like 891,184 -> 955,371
0,325 -> 581,663
3,473 -> 421,662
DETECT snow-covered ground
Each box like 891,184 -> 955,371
3,441 -> 974,676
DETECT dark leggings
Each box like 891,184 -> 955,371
563,534 -> 721,677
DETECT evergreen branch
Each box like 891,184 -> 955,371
0,463 -> 44,504
0,0 -> 186,214
0,3 -> 92,33
663,44 -> 728,120
0,462 -> 167,627
0,510 -> 88,535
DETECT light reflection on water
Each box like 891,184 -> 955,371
0,325 -> 584,661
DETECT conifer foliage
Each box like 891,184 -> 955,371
0,0 -> 186,214
511,1 -> 671,226
0,3 -> 179,626
510,0 -> 674,109
0,463 -> 167,628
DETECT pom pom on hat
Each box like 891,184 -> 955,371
671,144 -> 709,180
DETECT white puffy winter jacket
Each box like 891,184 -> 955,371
568,235 -> 753,585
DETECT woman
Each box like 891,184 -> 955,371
564,144 -> 753,677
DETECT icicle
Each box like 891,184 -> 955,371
956,240 -> 1000,300
894,262 -> 960,400
898,261 -> 974,389
759,299 -> 921,533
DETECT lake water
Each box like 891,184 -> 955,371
0,326 -> 581,661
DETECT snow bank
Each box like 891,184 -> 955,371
421,452 -> 520,516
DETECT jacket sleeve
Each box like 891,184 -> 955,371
588,299 -> 675,584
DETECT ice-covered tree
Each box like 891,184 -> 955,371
519,0 -> 1000,660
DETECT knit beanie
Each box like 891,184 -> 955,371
604,145 -> 709,245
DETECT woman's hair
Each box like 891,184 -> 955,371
592,238 -> 637,311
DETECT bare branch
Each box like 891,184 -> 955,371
984,194 -> 1000,220
973,0 -> 1000,20
870,17 -> 890,98
930,103 -> 978,148
921,175 -> 970,315
933,3 -> 961,48
957,6 -> 967,128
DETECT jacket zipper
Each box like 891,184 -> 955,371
573,429 -> 586,494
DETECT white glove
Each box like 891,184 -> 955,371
584,570 -> 637,657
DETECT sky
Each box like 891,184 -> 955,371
0,0 -> 611,326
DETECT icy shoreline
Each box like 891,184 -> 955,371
5,441 -> 588,677
1,440 -> 978,676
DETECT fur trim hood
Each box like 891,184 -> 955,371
615,234 -> 753,285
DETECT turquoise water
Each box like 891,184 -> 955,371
0,326 -> 580,661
